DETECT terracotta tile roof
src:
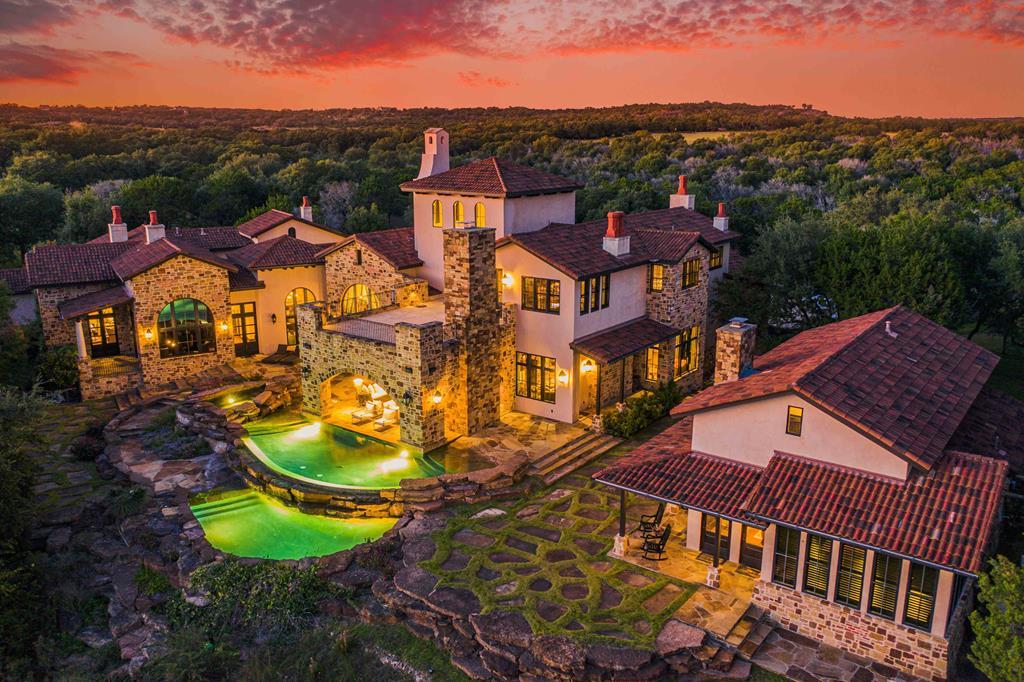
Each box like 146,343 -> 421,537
235,209 -> 296,237
316,227 -> 423,270
25,242 -> 134,287
0,267 -> 30,294
227,235 -> 328,270
571,317 -> 681,364
947,386 -> 1024,473
745,451 -> 1007,574
400,157 -> 582,197
674,307 -> 998,470
571,206 -> 739,246
596,416 -> 693,472
594,449 -> 764,523
57,284 -> 132,320
91,225 -> 252,250
228,267 -> 264,291
110,237 -> 238,280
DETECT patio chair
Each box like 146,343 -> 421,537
351,401 -> 380,425
641,524 -> 672,561
374,404 -> 399,432
636,503 -> 665,536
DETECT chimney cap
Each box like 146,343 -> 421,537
148,210 -> 160,225
110,205 -> 123,225
302,195 -> 310,207
717,202 -> 727,218
605,211 -> 625,238
677,175 -> 688,195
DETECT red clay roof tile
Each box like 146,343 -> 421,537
57,284 -> 132,320
26,242 -> 135,287
110,237 -> 237,280
400,157 -> 581,197
227,235 -> 328,269
947,386 -> 1024,473
0,267 -> 30,294
571,317 -> 681,364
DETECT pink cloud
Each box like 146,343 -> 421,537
0,42 -> 148,84
457,70 -> 516,88
0,0 -> 78,35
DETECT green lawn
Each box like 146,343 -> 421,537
971,332 -> 1024,400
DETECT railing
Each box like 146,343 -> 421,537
333,318 -> 397,344
89,355 -> 143,378
324,288 -> 397,323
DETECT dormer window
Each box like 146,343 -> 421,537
431,200 -> 442,227
786,406 -> 804,436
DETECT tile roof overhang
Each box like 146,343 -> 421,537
26,242 -> 135,287
228,267 -> 265,291
57,284 -> 133,320
570,317 -> 681,365
400,157 -> 582,198
947,386 -> 1024,473
0,267 -> 30,294
91,225 -> 253,250
744,451 -> 1008,575
227,235 -> 328,270
110,237 -> 238,281
315,227 -> 423,270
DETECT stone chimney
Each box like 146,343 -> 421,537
299,195 -> 313,221
714,317 -> 756,384
144,210 -> 165,244
602,211 -> 630,256
669,175 -> 695,210
713,202 -> 729,231
107,205 -> 128,243
417,128 -> 450,179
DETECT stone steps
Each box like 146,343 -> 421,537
529,432 -> 621,484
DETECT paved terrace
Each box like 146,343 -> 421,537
323,299 -> 447,343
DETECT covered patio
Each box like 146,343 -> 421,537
319,372 -> 401,444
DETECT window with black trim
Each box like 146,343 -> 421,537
868,553 -> 901,620
648,263 -> 664,292
355,248 -> 362,265
515,352 -> 556,403
835,544 -> 867,608
772,526 -> 800,588
158,298 -> 216,358
521,276 -> 560,313
645,345 -> 659,382
709,247 -> 723,270
682,258 -> 700,288
904,562 -> 938,630
673,325 -> 700,378
579,274 -> 610,315
803,533 -> 832,598
786,406 -> 804,435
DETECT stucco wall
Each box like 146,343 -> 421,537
572,265 -> 648,338
502,193 -> 575,235
253,266 -> 325,353
691,393 -> 910,479
412,194 -> 504,290
253,218 -> 345,245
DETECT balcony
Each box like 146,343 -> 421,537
323,298 -> 448,344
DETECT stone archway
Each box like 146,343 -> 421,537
319,371 -> 402,443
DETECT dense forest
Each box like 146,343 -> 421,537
1,101 -> 1023,351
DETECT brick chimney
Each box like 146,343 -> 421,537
299,195 -> 313,221
713,202 -> 729,231
669,175 -> 695,210
107,205 -> 128,243
144,210 -> 165,244
714,317 -> 756,384
602,211 -> 630,256
417,128 -> 450,179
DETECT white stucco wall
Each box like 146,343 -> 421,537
691,392 -> 910,480
253,219 -> 346,245
229,265 -> 326,354
502,193 -> 575,236
412,194 -> 505,290
572,265 -> 648,338
709,242 -> 731,284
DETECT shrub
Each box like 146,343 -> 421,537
236,627 -> 361,682
35,345 -> 79,392
135,566 -> 173,596
601,380 -> 682,438
70,434 -> 105,461
140,626 -> 239,682
104,487 -> 148,523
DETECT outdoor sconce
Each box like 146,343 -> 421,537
271,313 -> 278,324
501,272 -> 514,287
402,390 -> 413,407
557,369 -> 569,386
144,328 -> 153,341
581,359 -> 595,374
219,321 -> 229,332
432,389 -> 443,405
353,377 -> 364,388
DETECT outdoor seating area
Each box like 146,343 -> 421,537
321,374 -> 400,442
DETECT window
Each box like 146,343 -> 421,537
521,276 -> 560,313
673,325 -> 700,377
231,302 -> 258,356
786,406 -> 804,436
835,544 -> 867,608
158,298 -> 216,358
287,226 -> 297,238
645,346 -> 660,382
868,553 -> 902,620
700,514 -> 730,562
496,268 -> 503,301
579,274 -> 610,315
87,306 -> 119,358
431,200 -> 442,227
803,533 -> 832,598
355,249 -> 362,265
904,562 -> 939,630
453,201 -> 464,225
340,283 -> 378,316
648,263 -> 665,292
772,526 -> 800,588
709,247 -> 723,270
475,202 -> 486,227
285,287 -> 316,346
682,258 -> 701,288
515,352 -> 556,403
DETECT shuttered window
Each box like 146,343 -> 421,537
834,544 -> 866,608
904,562 -> 938,630
772,526 -> 800,588
868,553 -> 901,620
802,533 -> 832,598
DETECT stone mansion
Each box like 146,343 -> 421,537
2,128 -> 738,449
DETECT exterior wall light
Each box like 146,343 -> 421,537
432,389 -> 443,405
271,313 -> 278,324
219,320 -> 229,332
144,328 -> 154,341
581,359 -> 595,373
557,369 -> 569,386
501,272 -> 514,287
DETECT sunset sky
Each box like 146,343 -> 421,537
1,0 -> 1023,117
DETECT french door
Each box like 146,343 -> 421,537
86,307 -> 120,358
231,302 -> 259,356
700,513 -> 730,562
740,525 -> 765,569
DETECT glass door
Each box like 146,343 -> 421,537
700,513 -> 730,562
740,525 -> 764,569
86,307 -> 120,358
231,302 -> 259,356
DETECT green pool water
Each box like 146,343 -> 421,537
191,490 -> 396,559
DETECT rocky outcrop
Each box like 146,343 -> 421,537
388,453 -> 532,513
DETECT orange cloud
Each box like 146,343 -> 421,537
0,42 -> 147,84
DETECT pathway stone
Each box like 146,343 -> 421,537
481,517 -> 509,531
565,620 -> 584,631
504,536 -> 538,555
425,586 -> 481,619
633,621 -> 652,635
575,521 -> 599,534
589,560 -> 612,573
545,548 -> 575,562
573,537 -> 605,556
495,581 -> 518,596
599,582 -> 623,609
558,566 -> 584,578
655,619 -> 706,656
489,551 -> 527,564
476,566 -> 499,581
471,507 -> 506,519
515,504 -> 541,519
402,537 -> 436,566
528,578 -> 552,592
441,549 -> 470,571
578,507 -> 609,521
453,528 -> 495,548
519,524 -> 561,542
616,569 -> 655,587
513,565 -> 541,576
535,599 -> 567,622
642,583 -> 683,614
544,514 -> 575,528
551,499 -> 572,513
561,583 -> 589,600
543,489 -> 574,501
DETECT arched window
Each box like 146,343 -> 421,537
157,298 -> 216,358
474,202 -> 486,227
341,284 -> 380,316
287,227 -> 297,238
453,201 -> 464,225
431,200 -> 442,227
285,287 -> 316,346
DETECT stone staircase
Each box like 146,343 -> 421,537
528,431 -> 621,484
113,363 -> 246,411
692,605 -> 774,678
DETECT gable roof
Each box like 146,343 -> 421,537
90,225 -> 252,250
235,209 -> 345,238
674,307 -> 999,470
110,236 -> 238,280
57,284 -> 133,320
400,157 -> 582,198
0,267 -> 30,294
571,317 -> 681,365
316,227 -> 423,270
227,235 -> 329,270
26,242 -> 135,287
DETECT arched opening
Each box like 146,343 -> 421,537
157,298 -> 216,358
431,200 -> 442,227
320,372 -> 400,442
287,226 -> 297,237
340,283 -> 379,316
453,201 -> 464,225
285,287 -> 316,346
474,202 -> 486,227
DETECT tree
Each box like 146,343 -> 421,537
969,556 -> 1024,682
344,203 -> 387,233
0,285 -> 32,389
0,176 -> 64,257
117,175 -> 194,227
318,181 -> 357,230
985,220 -> 1024,351
234,194 -> 292,226
195,166 -> 267,225
60,187 -> 114,242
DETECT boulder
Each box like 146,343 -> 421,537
655,618 -> 706,656
529,635 -> 586,674
393,566 -> 438,601
586,644 -> 653,672
470,610 -> 534,650
425,586 -> 481,619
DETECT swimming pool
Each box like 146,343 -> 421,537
191,489 -> 396,559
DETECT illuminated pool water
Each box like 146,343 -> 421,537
243,412 -> 450,489
191,489 -> 396,559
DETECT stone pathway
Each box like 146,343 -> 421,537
440,411 -> 590,466
753,628 -> 917,681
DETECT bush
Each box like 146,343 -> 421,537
135,566 -> 173,596
140,626 -> 239,682
236,627 -> 361,682
69,434 -> 105,461
35,345 -> 79,392
601,380 -> 682,438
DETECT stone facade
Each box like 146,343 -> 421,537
324,242 -> 425,305
77,359 -> 142,400
37,283 -> 114,347
753,580 -> 956,681
713,318 -> 757,384
125,255 -> 236,387
498,302 -> 516,415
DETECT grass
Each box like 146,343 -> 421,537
347,624 -> 471,681
140,406 -> 212,459
750,665 -> 791,681
970,332 -> 1024,400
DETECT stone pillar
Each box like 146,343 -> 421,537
706,565 -> 721,589
395,322 -> 446,451
74,320 -> 88,359
443,227 -> 500,435
713,317 -> 756,384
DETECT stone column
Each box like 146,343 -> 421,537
714,318 -> 756,384
74,320 -> 88,359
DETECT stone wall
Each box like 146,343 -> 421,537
713,319 -> 757,384
753,580 -> 953,681
126,255 -> 236,387
37,283 -> 113,347
498,303 -> 516,415
78,359 -> 142,400
324,241 -> 425,304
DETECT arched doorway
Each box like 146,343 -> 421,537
320,372 -> 400,442
284,287 -> 316,346
340,284 -> 380,316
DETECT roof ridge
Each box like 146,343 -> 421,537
491,157 -> 507,193
791,306 -> 901,389
688,449 -> 765,472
